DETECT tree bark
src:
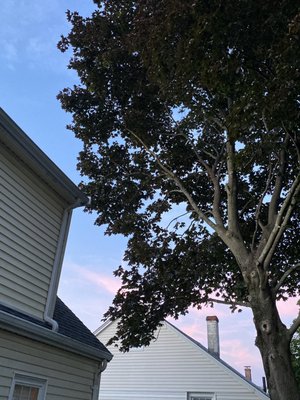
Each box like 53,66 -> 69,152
249,284 -> 300,400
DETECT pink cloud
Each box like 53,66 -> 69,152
61,260 -> 121,295
76,267 -> 121,294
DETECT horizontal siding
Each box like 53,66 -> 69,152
97,321 -> 268,400
0,329 -> 100,400
0,143 -> 66,319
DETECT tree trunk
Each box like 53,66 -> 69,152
249,285 -> 300,400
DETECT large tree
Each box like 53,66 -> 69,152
58,1 -> 300,399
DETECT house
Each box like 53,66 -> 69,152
0,108 -> 112,400
95,316 -> 269,400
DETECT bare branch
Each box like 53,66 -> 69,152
252,160 -> 278,251
281,120 -> 300,164
225,137 -> 243,240
126,127 -> 219,232
207,297 -> 251,308
268,134 -> 288,225
264,184 -> 300,268
167,115 -> 225,228
288,308 -> 300,339
166,211 -> 191,230
274,263 -> 300,294
257,174 -> 300,268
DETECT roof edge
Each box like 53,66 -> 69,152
164,320 -> 269,398
0,108 -> 88,205
0,309 -> 112,362
93,319 -> 113,336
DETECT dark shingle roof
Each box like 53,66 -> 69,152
0,297 -> 110,356
53,297 -> 108,352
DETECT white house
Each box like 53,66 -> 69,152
0,108 -> 112,400
95,317 -> 269,400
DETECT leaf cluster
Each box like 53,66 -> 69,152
58,0 -> 300,350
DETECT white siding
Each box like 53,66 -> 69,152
0,143 -> 66,319
97,320 -> 268,400
0,329 -> 100,400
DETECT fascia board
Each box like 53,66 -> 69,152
0,310 -> 113,362
93,319 -> 114,336
0,108 -> 88,206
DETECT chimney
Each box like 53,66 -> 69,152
244,366 -> 252,381
206,316 -> 220,358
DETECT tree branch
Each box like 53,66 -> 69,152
252,160 -> 277,251
281,120 -> 300,164
288,308 -> 300,339
207,297 -> 250,308
225,137 -> 242,240
274,263 -> 300,294
170,126 -> 225,228
166,211 -> 191,229
268,134 -> 288,226
257,174 -> 300,268
126,127 -> 218,232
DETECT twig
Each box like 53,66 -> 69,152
207,297 -> 250,308
125,127 -> 218,232
274,263 -> 300,294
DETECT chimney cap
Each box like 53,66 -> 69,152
206,315 -> 219,322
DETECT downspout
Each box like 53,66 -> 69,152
91,360 -> 108,400
44,198 -> 87,331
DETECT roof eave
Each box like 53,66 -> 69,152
0,310 -> 112,362
0,108 -> 88,206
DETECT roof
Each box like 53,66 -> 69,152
0,297 -> 112,361
0,108 -> 88,206
165,320 -> 269,397
53,297 -> 107,352
96,318 -> 268,398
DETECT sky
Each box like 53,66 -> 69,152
0,0 -> 298,388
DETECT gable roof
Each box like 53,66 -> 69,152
96,319 -> 268,398
0,107 -> 87,206
0,297 -> 112,362
164,320 -> 269,397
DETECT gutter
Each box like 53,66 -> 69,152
0,309 -> 112,362
44,198 -> 87,330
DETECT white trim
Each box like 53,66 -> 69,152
0,310 -> 112,361
93,319 -> 113,336
8,372 -> 48,400
44,207 -> 73,323
0,107 -> 88,205
188,392 -> 216,400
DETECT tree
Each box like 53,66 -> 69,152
58,1 -> 300,399
291,327 -> 300,388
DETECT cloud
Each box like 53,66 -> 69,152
61,260 -> 121,295
77,268 -> 121,295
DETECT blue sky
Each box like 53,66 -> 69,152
1,0 -> 298,387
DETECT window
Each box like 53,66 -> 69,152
188,393 -> 215,400
9,374 -> 47,400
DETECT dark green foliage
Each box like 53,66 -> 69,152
58,2 -> 300,397
291,323 -> 300,387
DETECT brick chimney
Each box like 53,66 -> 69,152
244,366 -> 252,381
206,316 -> 220,358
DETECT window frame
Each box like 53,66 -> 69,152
187,392 -> 216,400
8,373 -> 47,400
